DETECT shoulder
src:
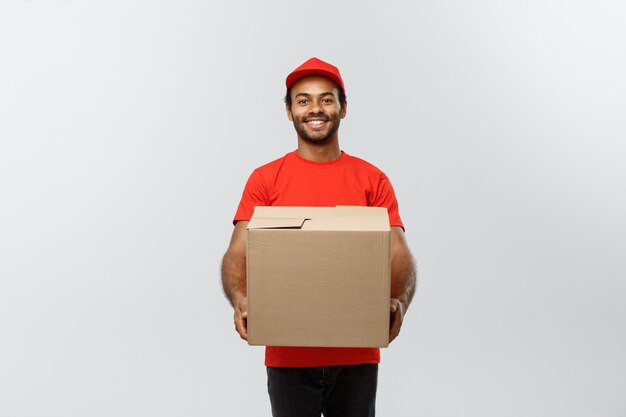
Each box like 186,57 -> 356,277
254,151 -> 296,174
344,152 -> 388,177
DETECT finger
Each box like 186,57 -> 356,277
241,313 -> 248,340
389,307 -> 402,343
234,312 -> 249,341
389,322 -> 400,343
389,330 -> 399,343
236,319 -> 249,341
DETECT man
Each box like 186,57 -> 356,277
221,57 -> 416,417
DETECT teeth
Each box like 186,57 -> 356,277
307,120 -> 324,125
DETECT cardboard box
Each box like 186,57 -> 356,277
246,206 -> 391,347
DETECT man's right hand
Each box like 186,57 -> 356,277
222,220 -> 249,342
234,297 -> 248,341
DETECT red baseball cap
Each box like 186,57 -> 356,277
285,57 -> 345,93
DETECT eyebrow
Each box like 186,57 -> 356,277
294,92 -> 336,98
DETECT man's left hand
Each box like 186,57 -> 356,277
389,298 -> 405,343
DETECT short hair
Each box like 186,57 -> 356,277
284,87 -> 347,109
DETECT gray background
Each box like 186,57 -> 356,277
1,1 -> 625,416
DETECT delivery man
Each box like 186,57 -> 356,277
221,57 -> 417,417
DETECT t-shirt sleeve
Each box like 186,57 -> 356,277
233,169 -> 269,224
373,173 -> 404,230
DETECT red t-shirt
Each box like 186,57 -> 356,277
234,150 -> 404,367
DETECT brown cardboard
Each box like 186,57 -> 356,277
246,206 -> 391,347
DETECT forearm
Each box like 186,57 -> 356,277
390,227 -> 417,311
391,250 -> 417,311
221,233 -> 250,340
221,250 -> 247,307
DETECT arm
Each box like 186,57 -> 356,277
221,220 -> 249,341
389,226 -> 417,343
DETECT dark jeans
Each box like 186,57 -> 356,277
267,364 -> 378,417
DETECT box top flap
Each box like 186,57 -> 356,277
248,217 -> 307,229
252,206 -> 335,219
249,206 -> 390,231
301,216 -> 389,231
334,206 -> 388,217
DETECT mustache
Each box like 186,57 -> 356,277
304,115 -> 331,121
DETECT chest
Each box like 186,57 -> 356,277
267,168 -> 374,207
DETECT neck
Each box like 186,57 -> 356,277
297,137 -> 342,162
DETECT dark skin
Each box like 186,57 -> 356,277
221,220 -> 250,340
221,75 -> 417,343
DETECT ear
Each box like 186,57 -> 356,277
286,104 -> 293,121
340,101 -> 347,119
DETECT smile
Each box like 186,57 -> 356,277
305,119 -> 327,128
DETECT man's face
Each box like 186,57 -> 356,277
286,75 -> 347,145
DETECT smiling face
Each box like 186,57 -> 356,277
286,75 -> 347,146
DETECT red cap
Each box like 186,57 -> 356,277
285,57 -> 345,93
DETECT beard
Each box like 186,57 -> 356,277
292,113 -> 342,145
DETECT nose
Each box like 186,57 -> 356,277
309,99 -> 323,115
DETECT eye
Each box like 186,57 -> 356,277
298,99 -> 309,105
322,98 -> 334,104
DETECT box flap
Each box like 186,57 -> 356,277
334,206 -> 388,217
252,206 -> 335,219
250,206 -> 390,231
248,217 -> 306,230
301,216 -> 389,231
